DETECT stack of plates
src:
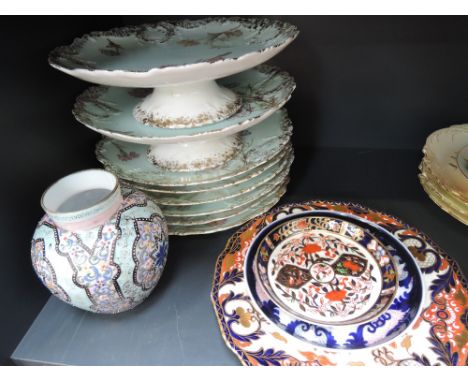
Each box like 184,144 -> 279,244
49,18 -> 299,235
97,109 -> 294,235
419,125 -> 468,224
211,201 -> 468,366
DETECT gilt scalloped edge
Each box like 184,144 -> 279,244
94,108 -> 293,187
71,64 -> 296,144
210,200 -> 468,366
49,17 -> 299,72
422,125 -> 468,202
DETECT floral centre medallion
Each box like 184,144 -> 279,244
310,262 -> 335,283
266,229 -> 384,324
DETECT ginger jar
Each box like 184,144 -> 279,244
31,169 -> 169,314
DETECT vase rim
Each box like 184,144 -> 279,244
41,168 -> 120,218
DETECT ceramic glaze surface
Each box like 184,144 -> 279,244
145,152 -> 292,206
254,216 -> 397,326
165,182 -> 288,236
422,125 -> 468,201
74,66 -> 295,143
457,145 -> 468,179
154,149 -> 292,217
246,213 -> 420,350
144,149 -> 292,234
419,178 -> 468,225
147,134 -> 242,172
211,201 -> 468,365
49,18 -> 298,87
96,109 -> 292,186
126,145 -> 291,194
419,159 -> 468,225
41,169 -> 122,231
419,125 -> 468,225
32,188 -> 169,314
165,182 -> 287,226
166,180 -> 288,228
132,79 -> 241,129
268,234 -> 383,323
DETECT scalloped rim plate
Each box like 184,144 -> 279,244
166,180 -> 288,227
49,18 -> 299,87
144,150 -> 293,206
97,109 -> 292,186
422,125 -> 468,202
126,144 -> 291,194
73,65 -> 295,143
160,153 -> 292,218
245,211 -> 422,350
419,163 -> 468,225
166,182 -> 288,236
211,201 -> 468,365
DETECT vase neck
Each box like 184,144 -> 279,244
41,169 -> 122,231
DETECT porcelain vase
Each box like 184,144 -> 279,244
31,169 -> 169,314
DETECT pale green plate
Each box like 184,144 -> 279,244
161,170 -> 289,218
49,18 -> 298,87
166,180 -> 288,226
145,151 -> 293,206
97,109 -> 292,187
166,182 -> 287,236
74,65 -> 295,143
157,151 -> 292,217
126,145 -> 291,194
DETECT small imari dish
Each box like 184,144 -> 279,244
96,109 -> 292,187
211,201 -> 468,365
167,182 -> 288,236
49,18 -> 298,87
73,65 -> 295,144
245,212 -> 422,349
421,125 -> 468,203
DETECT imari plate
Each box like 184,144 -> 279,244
74,66 -> 295,144
245,212 -> 422,350
96,109 -> 292,187
211,201 -> 468,365
49,18 -> 298,87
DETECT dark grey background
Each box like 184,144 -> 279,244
1,16 -> 467,365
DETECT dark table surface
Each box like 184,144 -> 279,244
11,147 -> 468,365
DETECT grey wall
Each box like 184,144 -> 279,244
124,16 -> 468,150
275,16 -> 468,150
1,16 -> 467,365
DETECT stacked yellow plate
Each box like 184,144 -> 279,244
419,125 -> 468,224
